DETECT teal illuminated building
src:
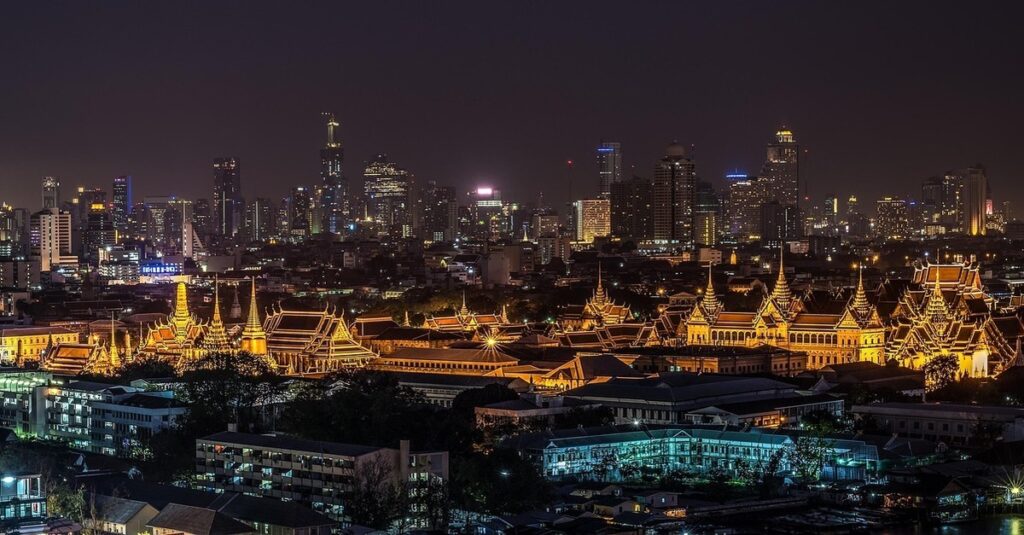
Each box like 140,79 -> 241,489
513,425 -> 878,482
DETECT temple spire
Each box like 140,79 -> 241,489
240,277 -> 268,356
403,310 -> 411,327
203,276 -> 231,352
173,281 -> 190,322
702,262 -> 721,315
108,312 -> 120,370
459,291 -> 470,319
770,244 -> 792,307
850,266 -> 872,318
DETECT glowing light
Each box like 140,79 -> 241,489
1,477 -> 14,484
485,337 -> 497,348
476,187 -> 493,196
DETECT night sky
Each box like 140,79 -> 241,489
2,1 -> 1022,212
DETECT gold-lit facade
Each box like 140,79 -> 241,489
685,258 -> 885,369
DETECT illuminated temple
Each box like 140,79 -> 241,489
559,265 -> 632,331
885,261 -> 1023,377
685,256 -> 885,369
140,281 -> 207,366
263,306 -> 376,375
425,293 -> 505,332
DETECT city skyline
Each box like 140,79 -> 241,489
2,2 -> 1022,209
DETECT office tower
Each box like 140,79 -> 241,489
320,113 -> 346,233
192,198 -> 211,238
167,198 -> 193,255
112,176 -> 132,236
847,195 -> 859,217
212,157 -> 243,238
245,197 -> 275,243
83,203 -> 116,265
694,180 -> 721,246
421,182 -> 458,242
74,187 -> 106,226
823,195 -> 839,226
572,199 -> 611,243
597,142 -> 622,199
30,208 -> 76,271
363,154 -> 412,238
963,165 -> 987,236
921,176 -> 943,228
289,187 -> 312,238
41,177 -> 60,209
876,197 -> 910,239
531,210 -> 560,240
939,172 -> 964,231
651,142 -> 697,245
726,173 -> 765,242
465,187 -> 507,240
761,127 -> 800,206
759,201 -> 801,248
610,176 -> 654,240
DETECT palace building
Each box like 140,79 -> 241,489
685,256 -> 885,369
139,282 -> 207,367
425,294 -> 506,333
559,265 -> 632,331
885,261 -> 1023,377
263,306 -> 376,375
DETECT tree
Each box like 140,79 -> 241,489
48,484 -> 86,522
553,406 -> 615,429
449,448 -> 551,515
800,410 -> 852,435
346,455 -> 403,530
788,435 -> 834,483
117,356 -> 177,383
923,354 -> 960,392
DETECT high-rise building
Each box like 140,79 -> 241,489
41,177 -> 60,210
572,199 -> 611,243
192,198 -> 211,239
363,154 -> 412,238
694,180 -> 722,246
761,128 -> 800,207
531,210 -> 560,240
760,201 -> 801,248
465,187 -> 508,241
610,176 -> 654,240
30,208 -> 76,271
320,113 -> 346,234
939,172 -> 964,231
83,203 -> 116,265
289,187 -> 312,239
963,165 -> 987,236
597,142 -> 622,199
652,142 -> 696,245
245,197 -> 275,243
726,173 -> 765,242
112,176 -> 132,237
876,197 -> 910,240
421,182 -> 457,242
212,157 -> 243,238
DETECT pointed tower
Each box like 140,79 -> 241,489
459,291 -> 471,321
403,310 -> 411,327
203,277 -> 232,352
770,245 -> 793,310
229,285 -> 242,320
702,263 -> 722,316
592,262 -> 609,308
850,267 -> 872,319
239,277 -> 268,356
108,313 -> 121,370
173,281 -> 191,324
500,303 -> 510,324
925,273 -> 950,332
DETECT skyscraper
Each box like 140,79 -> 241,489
876,197 -> 910,240
725,173 -> 765,242
694,179 -> 721,246
30,208 -> 76,271
320,113 -> 345,233
759,201 -> 801,248
596,142 -> 622,199
112,176 -> 132,237
245,197 -> 275,243
651,142 -> 696,245
83,203 -> 115,265
212,157 -> 243,238
289,187 -> 312,238
762,128 -> 800,207
421,181 -> 458,242
963,165 -> 987,236
363,154 -> 412,238
572,199 -> 611,243
41,177 -> 60,209
610,176 -> 653,240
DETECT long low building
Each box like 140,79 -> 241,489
508,425 -> 878,482
563,373 -> 812,425
388,372 -> 531,407
851,402 -> 1024,446
196,431 -> 448,520
609,344 -> 808,377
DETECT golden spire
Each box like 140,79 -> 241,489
500,303 -> 509,324
770,244 -> 792,307
459,291 -> 470,319
403,309 -> 411,327
203,276 -> 231,352
592,262 -> 608,307
108,312 -> 120,370
173,281 -> 190,322
851,266 -> 871,317
702,262 -> 721,315
240,277 -> 267,355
